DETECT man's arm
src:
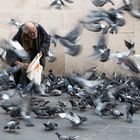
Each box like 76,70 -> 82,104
38,24 -> 51,56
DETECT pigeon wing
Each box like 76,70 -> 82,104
58,113 -> 80,124
49,0 -> 57,7
65,25 -> 82,42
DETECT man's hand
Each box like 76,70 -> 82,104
15,61 -> 29,69
37,51 -> 43,57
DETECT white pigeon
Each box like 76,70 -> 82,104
58,112 -> 87,127
0,39 -> 29,59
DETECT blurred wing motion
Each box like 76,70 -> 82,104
91,0 -> 115,7
59,39 -> 82,56
0,39 -> 29,59
54,24 -> 82,56
46,50 -> 57,62
70,75 -> 103,88
59,112 -> 80,124
7,19 -> 21,28
90,34 -> 110,62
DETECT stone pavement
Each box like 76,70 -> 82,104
0,92 -> 140,140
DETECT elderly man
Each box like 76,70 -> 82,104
5,22 -> 50,126
6,21 -> 50,86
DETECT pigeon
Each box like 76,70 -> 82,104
46,50 -> 56,62
69,100 -> 78,109
55,132 -> 79,140
91,0 -> 115,7
80,66 -> 98,80
80,8 -> 125,34
123,0 -> 140,18
1,101 -> 18,113
116,56 -> 140,73
58,101 -> 67,108
0,39 -> 29,60
8,19 -> 21,28
53,24 -> 82,56
109,109 -> 124,118
83,23 -> 108,34
70,75 -> 103,89
125,101 -> 135,123
10,107 -> 21,118
43,122 -> 58,130
90,34 -> 110,62
4,121 -> 20,131
65,0 -> 74,3
49,0 -> 66,9
95,97 -> 113,116
58,112 -> 87,127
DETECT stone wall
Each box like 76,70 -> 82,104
0,0 -> 139,77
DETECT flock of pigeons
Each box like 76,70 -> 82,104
0,0 -> 140,139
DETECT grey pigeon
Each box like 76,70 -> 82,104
91,0 -> 114,7
58,112 -> 87,127
109,109 -> 124,118
55,132 -> 79,140
8,19 -> 21,28
123,0 -> 140,18
43,122 -> 58,130
90,34 -> 110,62
4,121 -> 20,131
49,0 -> 66,9
54,24 -> 82,56
0,39 -> 29,60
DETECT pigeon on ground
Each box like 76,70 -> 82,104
55,132 -> 79,140
1,101 -> 18,113
125,100 -> 135,123
43,122 -> 58,130
4,121 -> 20,131
69,100 -> 78,109
58,112 -> 87,127
109,109 -> 124,118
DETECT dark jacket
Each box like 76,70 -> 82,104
6,24 -> 50,86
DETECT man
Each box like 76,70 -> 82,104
6,21 -> 50,86
6,21 -> 50,126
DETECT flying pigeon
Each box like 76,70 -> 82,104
0,39 -> 29,60
90,34 -> 110,62
123,0 -> 140,18
53,24 -> 82,56
49,0 -> 66,9
91,0 -> 115,7
8,19 -> 21,28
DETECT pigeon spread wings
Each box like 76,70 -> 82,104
58,113 -> 80,124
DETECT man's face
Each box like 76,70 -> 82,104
27,26 -> 37,39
